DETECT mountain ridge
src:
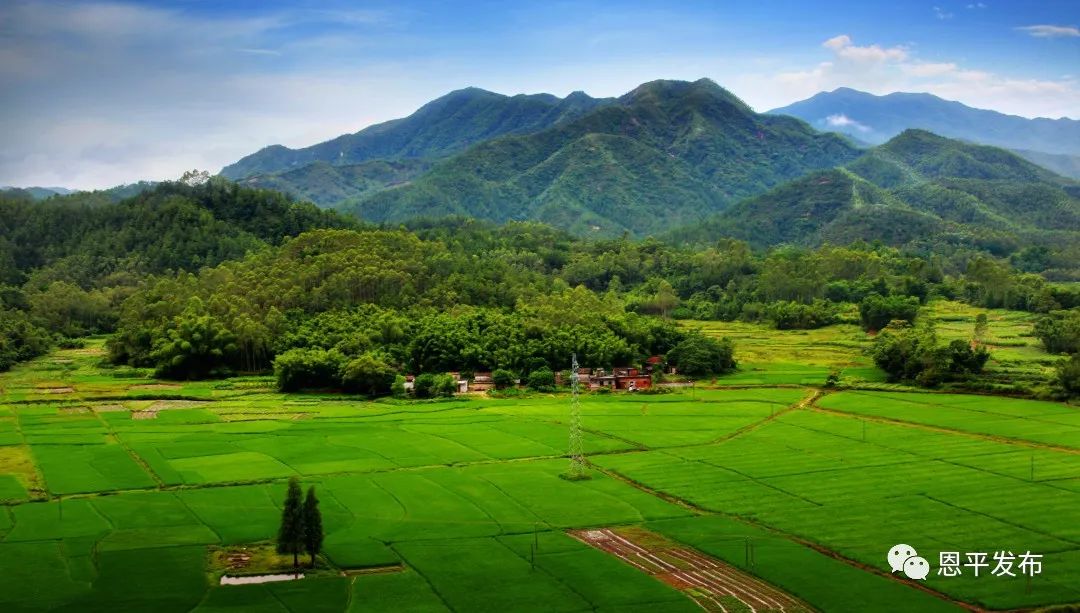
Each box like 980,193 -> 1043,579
351,78 -> 860,235
220,87 -> 614,180
665,128 -> 1080,251
770,88 -> 1080,164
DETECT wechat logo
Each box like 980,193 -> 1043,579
888,544 -> 930,580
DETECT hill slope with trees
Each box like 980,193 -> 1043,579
771,87 -> 1080,178
666,130 -> 1080,277
352,79 -> 859,235
221,88 -> 613,181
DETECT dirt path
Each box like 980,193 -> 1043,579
707,388 -> 824,446
571,527 -> 810,612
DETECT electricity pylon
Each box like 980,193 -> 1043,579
565,353 -> 588,480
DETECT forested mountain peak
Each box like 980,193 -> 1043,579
220,87 -> 613,181
857,129 -> 1071,184
619,78 -> 747,108
667,129 -> 1080,252
351,78 -> 860,236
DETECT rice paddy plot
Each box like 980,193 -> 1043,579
31,442 -> 156,495
595,409 -> 1080,609
0,340 -> 1077,612
648,515 -> 964,613
817,390 -> 1080,448
393,533 -> 695,613
347,569 -> 448,612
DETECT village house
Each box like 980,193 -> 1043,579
589,367 -> 652,391
470,372 -> 495,392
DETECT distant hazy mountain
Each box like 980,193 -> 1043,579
1010,150 -> 1080,181
353,79 -> 860,235
0,186 -> 75,200
220,88 -> 613,181
666,129 -> 1080,249
770,88 -> 1080,170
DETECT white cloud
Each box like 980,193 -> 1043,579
825,114 -> 872,132
0,1 -> 433,189
966,2 -> 987,8
902,62 -> 959,77
736,34 -> 1080,120
822,34 -> 907,63
933,6 -> 954,20
1,3 -> 1077,190
1017,25 -> 1080,38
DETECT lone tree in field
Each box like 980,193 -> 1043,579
302,486 -> 324,568
974,313 -> 989,343
277,477 -> 305,568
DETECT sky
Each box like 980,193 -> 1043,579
1,0 -> 1079,189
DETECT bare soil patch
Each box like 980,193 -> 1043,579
571,527 -> 810,613
92,404 -> 127,413
36,387 -> 75,394
220,573 -> 303,586
148,400 -> 206,410
131,399 -> 210,419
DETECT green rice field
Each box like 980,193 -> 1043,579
0,337 -> 1077,611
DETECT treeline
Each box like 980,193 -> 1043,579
3,184 -> 1076,391
103,229 -> 702,386
0,177 -> 357,370
1035,309 -> 1080,397
96,219 -> 1076,391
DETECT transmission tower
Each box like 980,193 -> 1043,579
565,353 -> 588,480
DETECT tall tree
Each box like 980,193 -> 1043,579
277,477 -> 305,568
302,486 -> 324,568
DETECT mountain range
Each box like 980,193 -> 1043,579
213,78 -> 1078,256
770,88 -> 1080,178
666,129 -> 1080,253
0,186 -> 75,200
229,79 -> 860,235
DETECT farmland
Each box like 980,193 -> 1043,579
0,338 -> 1077,612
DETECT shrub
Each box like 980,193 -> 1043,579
433,373 -> 458,397
1034,309 -> 1080,354
766,300 -> 838,330
413,373 -> 436,398
824,370 -> 840,388
391,375 -> 407,398
274,348 -> 346,392
859,294 -> 919,331
340,352 -> 396,396
1056,353 -> 1080,397
0,309 -> 52,371
870,321 -> 990,386
666,334 -> 736,376
55,337 -> 86,349
492,368 -> 516,390
150,307 -> 238,380
526,367 -> 556,391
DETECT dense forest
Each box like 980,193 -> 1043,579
2,175 -> 1077,397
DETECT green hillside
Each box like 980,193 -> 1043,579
353,79 -> 859,235
0,179 -> 355,287
237,159 -> 429,206
858,129 -> 1064,183
668,130 -> 1080,253
220,88 -> 611,180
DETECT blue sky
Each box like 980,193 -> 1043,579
1,0 -> 1078,188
